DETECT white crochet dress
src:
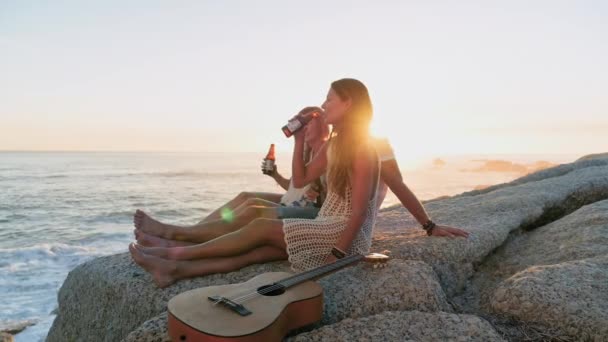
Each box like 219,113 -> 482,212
282,157 -> 381,272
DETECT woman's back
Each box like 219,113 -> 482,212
283,145 -> 380,271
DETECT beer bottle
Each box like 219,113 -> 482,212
281,111 -> 319,138
262,144 -> 276,175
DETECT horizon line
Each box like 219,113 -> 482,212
0,149 -> 588,156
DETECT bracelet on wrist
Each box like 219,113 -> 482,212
422,220 -> 436,236
331,247 -> 346,259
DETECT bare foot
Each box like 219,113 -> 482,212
134,229 -> 195,248
133,209 -> 181,239
129,243 -> 177,288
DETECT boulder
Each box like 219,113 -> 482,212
48,157 -> 608,341
122,312 -> 169,342
491,255 -> 608,340
576,152 -> 608,162
47,256 -> 291,342
0,332 -> 13,342
122,260 -> 451,341
287,310 -> 506,342
0,320 -> 36,335
484,199 -> 608,277
373,161 -> 608,296
480,199 -> 608,340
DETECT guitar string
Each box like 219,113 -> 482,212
228,263 -> 345,304
229,260 -> 385,306
210,259 -> 386,309
228,256 -> 366,304
229,255 -> 376,304
229,257 -> 358,304
221,255 -> 386,305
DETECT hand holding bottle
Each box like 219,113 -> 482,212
261,144 -> 276,175
281,107 -> 323,138
260,161 -> 277,177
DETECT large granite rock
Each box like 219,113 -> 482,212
122,260 -> 450,341
47,257 -> 292,342
484,199 -> 608,277
456,155 -> 608,198
48,155 -> 608,341
577,152 -> 608,162
484,199 -> 608,340
287,310 -> 506,342
491,256 -> 608,340
122,312 -> 169,342
373,160 -> 608,296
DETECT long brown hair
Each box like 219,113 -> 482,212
326,78 -> 373,198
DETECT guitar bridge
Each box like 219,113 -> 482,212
208,296 -> 252,316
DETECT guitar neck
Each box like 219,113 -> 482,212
278,254 -> 364,289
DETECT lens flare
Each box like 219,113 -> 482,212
220,208 -> 234,222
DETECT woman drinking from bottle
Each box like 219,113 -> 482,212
130,78 -> 383,287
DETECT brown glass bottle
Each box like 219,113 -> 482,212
281,112 -> 319,138
262,144 -> 276,175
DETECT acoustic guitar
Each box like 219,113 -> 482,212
168,253 -> 389,342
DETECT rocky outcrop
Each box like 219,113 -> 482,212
0,320 -> 35,342
454,157 -> 608,198
374,160 -> 608,296
123,260 -> 450,341
491,256 -> 608,340
122,312 -> 168,342
287,311 -> 505,342
48,155 -> 608,341
47,258 -> 292,342
577,152 -> 608,162
484,199 -> 608,339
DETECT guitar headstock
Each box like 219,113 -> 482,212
363,253 -> 390,268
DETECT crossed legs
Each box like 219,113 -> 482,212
134,197 -> 281,247
199,191 -> 282,223
130,218 -> 288,288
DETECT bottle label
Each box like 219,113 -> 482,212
286,119 -> 302,133
263,159 -> 275,172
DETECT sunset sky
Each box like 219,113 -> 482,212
1,1 -> 607,162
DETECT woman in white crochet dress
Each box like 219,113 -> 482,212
129,78 -> 381,288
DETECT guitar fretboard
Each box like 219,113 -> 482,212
277,254 -> 364,289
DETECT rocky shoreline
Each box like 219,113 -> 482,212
1,320 -> 36,342
46,153 -> 608,341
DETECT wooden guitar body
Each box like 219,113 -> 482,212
168,272 -> 323,342
168,253 -> 388,341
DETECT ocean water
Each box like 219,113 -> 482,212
0,151 -> 579,341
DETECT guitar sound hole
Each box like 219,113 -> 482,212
257,284 -> 285,296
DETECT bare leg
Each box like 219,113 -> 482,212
173,205 -> 279,243
134,229 -> 196,247
129,244 -> 287,288
200,192 -> 283,223
136,201 -> 279,243
135,218 -> 286,261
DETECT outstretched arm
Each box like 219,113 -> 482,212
381,159 -> 469,238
